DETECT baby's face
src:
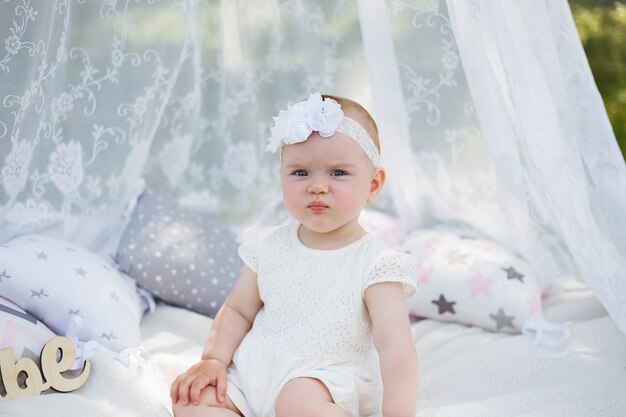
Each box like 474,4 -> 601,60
280,130 -> 381,235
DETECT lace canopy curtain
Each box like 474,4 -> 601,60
1,0 -> 625,334
445,0 -> 626,335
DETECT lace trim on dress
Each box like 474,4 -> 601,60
364,250 -> 417,297
238,227 -> 262,272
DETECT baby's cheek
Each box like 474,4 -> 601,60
282,189 -> 302,215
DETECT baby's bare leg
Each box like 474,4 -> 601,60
275,377 -> 351,417
172,385 -> 243,417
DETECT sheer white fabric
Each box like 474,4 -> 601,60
1,0 -> 624,334
445,0 -> 626,335
359,0 -> 508,243
0,0 -> 372,253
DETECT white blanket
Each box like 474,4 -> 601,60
2,285 -> 625,417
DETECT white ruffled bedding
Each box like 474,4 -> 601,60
2,284 -> 625,417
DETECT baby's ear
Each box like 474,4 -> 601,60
367,167 -> 386,203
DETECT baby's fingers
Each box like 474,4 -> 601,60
170,376 -> 182,403
190,375 -> 211,405
216,374 -> 228,403
177,375 -> 197,405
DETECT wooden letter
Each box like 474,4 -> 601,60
40,336 -> 91,393
0,349 -> 44,401
0,336 -> 91,401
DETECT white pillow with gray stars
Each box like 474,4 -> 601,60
402,229 -> 544,333
0,235 -> 143,352
115,189 -> 241,318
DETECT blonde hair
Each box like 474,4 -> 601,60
322,94 -> 380,153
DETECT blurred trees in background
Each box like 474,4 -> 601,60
570,0 -> 626,159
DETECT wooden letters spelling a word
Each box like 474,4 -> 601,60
0,336 -> 91,401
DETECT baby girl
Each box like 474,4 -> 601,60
170,93 -> 418,417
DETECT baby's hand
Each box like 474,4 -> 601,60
170,358 -> 229,406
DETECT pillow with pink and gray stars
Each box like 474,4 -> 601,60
0,234 -> 144,352
402,229 -> 543,333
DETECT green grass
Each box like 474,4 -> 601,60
571,0 -> 626,160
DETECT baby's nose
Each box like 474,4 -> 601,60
307,182 -> 329,194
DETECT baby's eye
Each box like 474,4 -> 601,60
330,170 -> 348,177
291,170 -> 309,177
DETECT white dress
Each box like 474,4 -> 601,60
226,221 -> 416,417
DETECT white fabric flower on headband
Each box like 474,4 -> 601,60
266,93 -> 343,153
266,92 -> 381,166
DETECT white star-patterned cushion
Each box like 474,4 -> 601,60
402,229 -> 544,333
0,235 -> 143,352
115,189 -> 241,318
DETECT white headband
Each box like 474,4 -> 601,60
265,93 -> 380,166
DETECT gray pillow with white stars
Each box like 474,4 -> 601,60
115,189 -> 241,318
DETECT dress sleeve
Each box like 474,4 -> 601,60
364,249 -> 417,297
237,227 -> 262,273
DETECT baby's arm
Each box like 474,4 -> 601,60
170,265 -> 263,406
365,282 -> 418,417
202,265 -> 263,364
